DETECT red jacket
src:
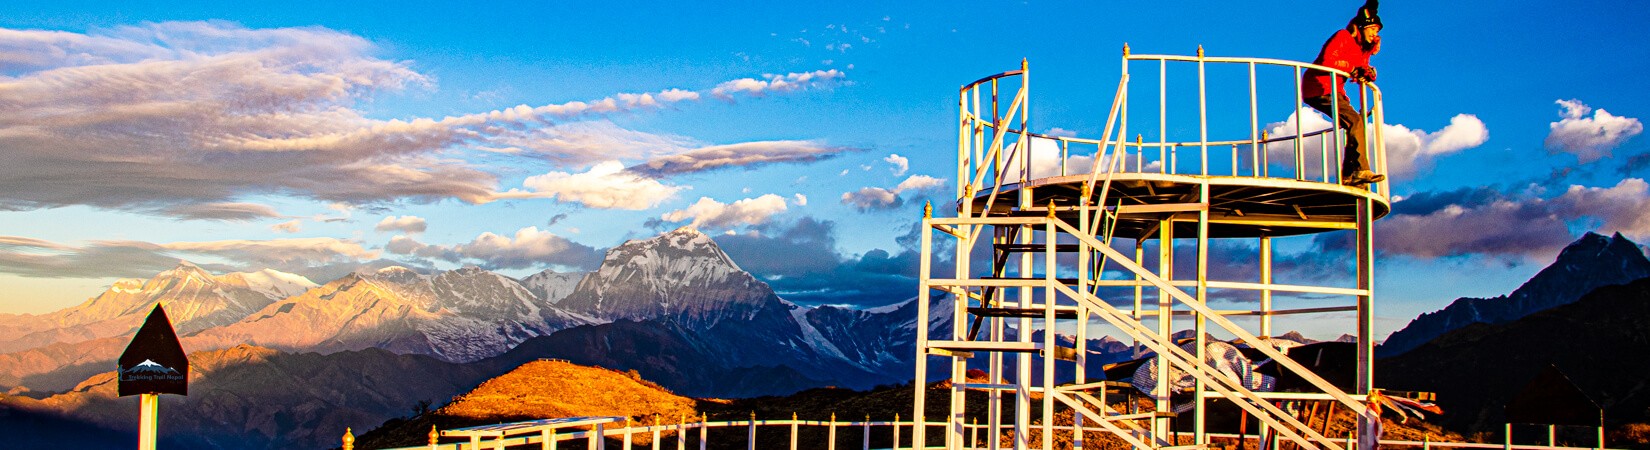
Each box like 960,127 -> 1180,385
1302,29 -> 1372,99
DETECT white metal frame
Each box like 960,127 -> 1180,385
917,50 -> 1392,450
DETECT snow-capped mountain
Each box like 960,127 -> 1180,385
557,227 -> 781,330
521,270 -> 584,304
519,227 -> 917,394
187,265 -> 591,363
0,261 -> 315,354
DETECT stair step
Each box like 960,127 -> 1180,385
1056,380 -> 1135,392
926,340 -> 1043,354
953,382 -> 1017,391
978,276 -> 1082,284
993,243 -> 1083,252
967,306 -> 1081,319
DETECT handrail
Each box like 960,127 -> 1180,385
958,52 -> 1391,196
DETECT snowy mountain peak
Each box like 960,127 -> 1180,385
216,269 -> 317,300
152,260 -> 216,286
557,228 -> 782,328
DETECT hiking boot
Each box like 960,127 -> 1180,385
1341,170 -> 1386,186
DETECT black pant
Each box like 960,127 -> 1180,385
1304,94 -> 1368,178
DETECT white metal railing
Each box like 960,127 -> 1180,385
378,418 -> 1622,450
956,50 -> 1393,204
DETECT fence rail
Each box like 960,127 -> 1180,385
378,419 -> 1618,450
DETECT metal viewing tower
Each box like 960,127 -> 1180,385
913,48 -> 1391,450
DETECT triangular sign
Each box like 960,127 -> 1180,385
117,305 -> 189,397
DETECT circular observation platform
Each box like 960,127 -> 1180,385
963,173 -> 1390,239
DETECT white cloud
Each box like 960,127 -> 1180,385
883,154 -> 909,176
793,193 -> 808,206
374,215 -> 428,234
895,174 -> 945,192
1263,111 -> 1488,180
503,161 -> 685,210
841,187 -> 901,210
1382,114 -> 1489,179
660,195 -> 790,229
842,174 -> 948,211
1546,99 -> 1643,163
270,220 -> 302,233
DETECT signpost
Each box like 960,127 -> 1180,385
119,305 -> 189,450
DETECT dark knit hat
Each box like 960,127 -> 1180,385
1350,0 -> 1382,29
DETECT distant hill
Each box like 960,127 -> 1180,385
356,359 -> 698,449
1379,232 -> 1650,357
1380,277 -> 1650,436
0,345 -> 493,450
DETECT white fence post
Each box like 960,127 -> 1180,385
863,415 -> 872,450
829,413 -> 839,450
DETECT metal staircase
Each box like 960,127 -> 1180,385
914,53 -> 1392,450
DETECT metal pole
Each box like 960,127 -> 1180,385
1160,58 -> 1168,174
1357,196 -> 1374,394
792,413 -> 799,450
1198,46 -> 1209,176
1194,181 -> 1211,445
701,414 -> 709,450
1293,68 -> 1305,180
549,428 -> 558,450
139,393 -> 159,450
595,423 -> 607,450
915,212 -> 933,450
1042,218 -> 1057,450
625,417 -> 634,449
748,414 -> 757,450
1329,74 -> 1340,183
1260,236 -> 1273,340
1249,62 -> 1260,177
1155,219 -> 1174,445
1133,240 -> 1145,358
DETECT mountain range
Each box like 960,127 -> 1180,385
0,227 -> 939,398
1378,232 -> 1650,357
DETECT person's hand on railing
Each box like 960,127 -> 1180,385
1351,66 -> 1376,84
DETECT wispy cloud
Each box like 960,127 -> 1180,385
627,140 -> 856,177
385,226 -> 601,270
0,234 -> 377,278
158,202 -> 286,221
710,70 -> 844,99
374,215 -> 428,234
0,21 -> 847,215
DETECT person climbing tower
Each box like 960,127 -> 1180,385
1303,0 -> 1386,187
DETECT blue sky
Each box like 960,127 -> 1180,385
1,1 -> 1646,340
